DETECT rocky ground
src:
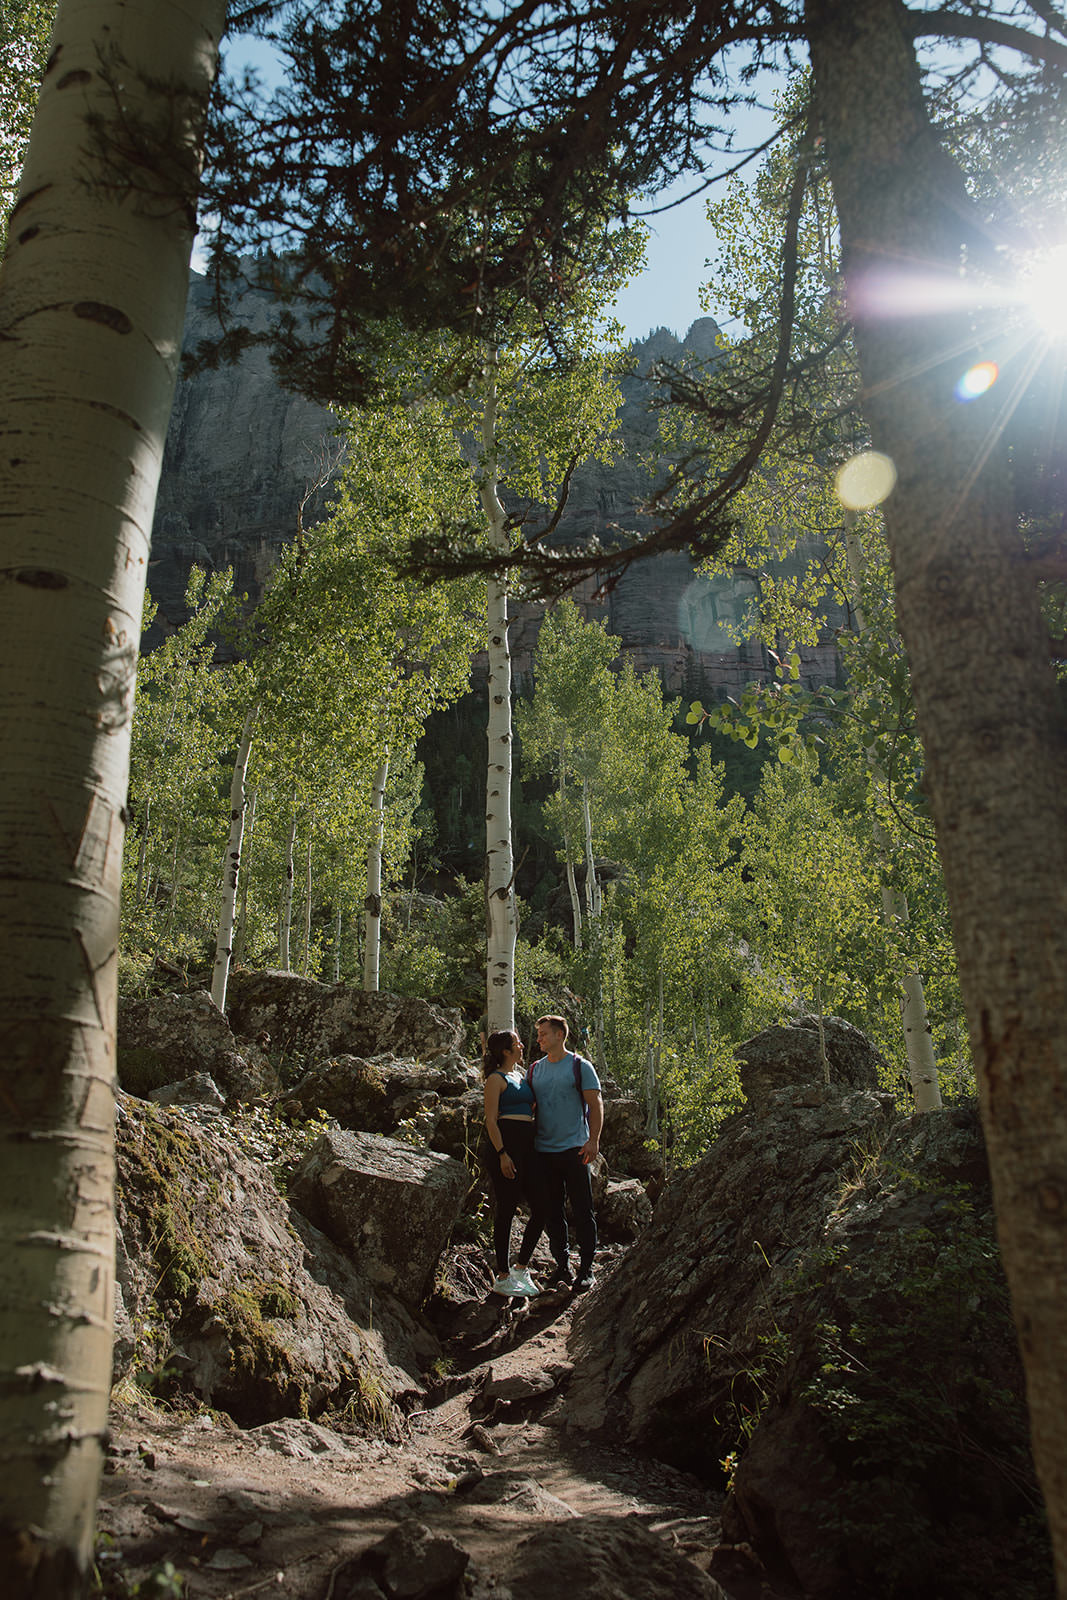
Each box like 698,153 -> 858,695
97,1257 -> 774,1600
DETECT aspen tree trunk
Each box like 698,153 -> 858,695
843,515 -> 941,1109
332,905 -> 343,984
479,353 -> 518,1031
210,705 -> 257,1013
0,2 -> 223,1589
581,778 -> 599,919
560,754 -> 583,949
133,798 -> 151,904
233,788 -> 256,969
278,804 -> 298,970
300,830 -> 313,975
808,0 -> 1067,1578
363,753 -> 389,992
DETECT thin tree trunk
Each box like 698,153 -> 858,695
133,798 -> 152,905
843,515 -> 941,1110
233,788 -> 256,970
364,752 -> 389,992
278,802 -> 298,970
480,352 -> 518,1032
809,0 -> 1067,1576
0,2 -> 223,1587
300,828 -> 313,975
332,905 -> 343,984
560,753 -> 583,949
581,777 -> 599,918
210,704 -> 257,1013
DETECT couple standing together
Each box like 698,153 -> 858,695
482,1014 -> 602,1296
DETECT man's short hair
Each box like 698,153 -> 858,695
537,1014 -> 569,1042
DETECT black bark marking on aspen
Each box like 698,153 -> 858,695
57,69 -> 92,89
8,184 -> 49,223
364,894 -> 381,916
44,44 -> 61,76
87,398 -> 142,431
73,301 -> 133,335
17,225 -> 39,245
13,568 -> 68,589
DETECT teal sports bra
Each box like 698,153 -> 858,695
495,1069 -> 536,1117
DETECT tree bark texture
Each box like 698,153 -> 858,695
278,803 -> 298,971
363,753 -> 389,992
560,755 -> 583,949
210,704 -> 257,1013
0,1 -> 224,1590
808,0 -> 1067,1581
480,357 -> 518,1033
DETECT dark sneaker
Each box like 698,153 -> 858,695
547,1264 -> 574,1288
574,1269 -> 596,1292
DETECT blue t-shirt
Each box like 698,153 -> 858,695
531,1052 -> 601,1152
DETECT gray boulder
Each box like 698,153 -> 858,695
118,989 -> 278,1104
147,1072 -> 225,1109
565,1085 -> 898,1462
499,1516 -> 729,1600
597,1178 -> 653,1243
566,1090 -> 1049,1599
114,1094 -> 438,1424
737,1014 -> 890,1112
226,970 -> 464,1067
281,1051 -> 478,1134
289,1129 -> 472,1308
600,1093 -> 662,1177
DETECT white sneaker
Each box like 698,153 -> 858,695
491,1268 -> 537,1297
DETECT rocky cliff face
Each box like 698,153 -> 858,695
151,278 -> 840,699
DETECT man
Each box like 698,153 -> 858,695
529,1014 -> 603,1292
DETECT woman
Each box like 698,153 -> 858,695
482,1029 -> 543,1296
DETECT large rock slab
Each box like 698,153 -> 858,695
226,971 -> 464,1068
600,1094 -> 662,1178
281,1051 -> 478,1134
118,990 -> 278,1104
567,1092 -> 1049,1598
499,1516 -> 729,1600
566,1085 -> 898,1463
737,1014 -> 889,1112
114,1095 -> 438,1425
290,1129 -> 471,1308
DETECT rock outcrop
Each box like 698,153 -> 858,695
289,1129 -> 472,1308
114,1095 -> 442,1423
281,1051 -> 478,1134
226,970 -> 465,1068
118,989 -> 279,1104
566,1073 -> 1043,1598
736,1013 -> 891,1112
152,281 -> 843,702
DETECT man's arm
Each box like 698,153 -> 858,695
581,1090 -> 603,1163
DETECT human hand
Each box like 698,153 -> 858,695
580,1139 -> 599,1166
500,1152 -> 516,1180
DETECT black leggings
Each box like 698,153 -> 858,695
485,1120 -> 544,1273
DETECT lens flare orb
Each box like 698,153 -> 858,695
955,362 -> 999,402
835,451 -> 897,510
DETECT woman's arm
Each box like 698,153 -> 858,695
483,1074 -> 516,1179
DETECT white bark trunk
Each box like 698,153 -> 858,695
363,753 -> 389,992
332,904 -> 343,984
479,355 -> 517,1033
278,804 -> 298,971
133,798 -> 151,904
581,778 -> 600,918
560,754 -> 583,950
300,829 -> 313,975
210,704 -> 257,1013
233,788 -> 256,970
0,1 -> 223,1586
843,517 -> 942,1110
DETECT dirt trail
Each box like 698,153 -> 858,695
96,1262 -> 767,1600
